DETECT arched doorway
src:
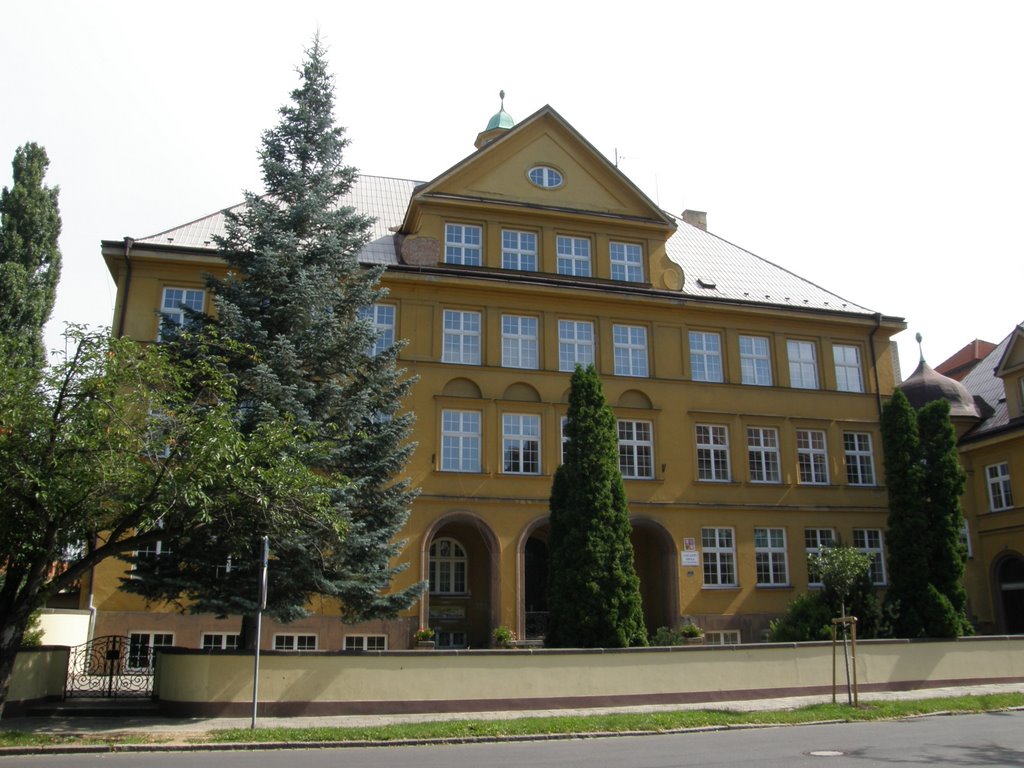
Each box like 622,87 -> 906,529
423,516 -> 499,649
995,555 -> 1024,634
630,519 -> 678,635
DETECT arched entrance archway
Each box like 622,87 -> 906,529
995,554 -> 1024,634
422,514 -> 499,649
630,518 -> 678,635
518,520 -> 550,641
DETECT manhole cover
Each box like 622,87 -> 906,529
809,750 -> 845,757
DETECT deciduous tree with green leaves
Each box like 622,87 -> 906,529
545,364 -> 647,648
0,328 -> 328,718
0,142 -> 62,369
124,37 -> 420,644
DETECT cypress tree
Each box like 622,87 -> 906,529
0,143 -> 62,368
880,388 -> 930,637
546,364 -> 647,648
917,399 -> 971,636
123,37 -> 420,643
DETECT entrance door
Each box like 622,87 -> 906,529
997,557 -> 1024,634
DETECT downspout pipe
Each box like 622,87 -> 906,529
870,312 -> 884,417
115,237 -> 134,338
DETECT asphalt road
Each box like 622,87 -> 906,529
2,710 -> 1023,767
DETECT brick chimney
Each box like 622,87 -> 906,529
682,209 -> 707,231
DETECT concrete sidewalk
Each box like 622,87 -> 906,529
2,683 -> 1021,740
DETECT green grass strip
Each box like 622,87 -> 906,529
1,693 -> 1021,748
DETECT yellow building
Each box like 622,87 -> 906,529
93,103 -> 907,651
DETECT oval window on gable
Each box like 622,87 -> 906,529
528,165 -> 564,189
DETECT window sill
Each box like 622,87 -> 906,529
701,585 -> 740,590
755,584 -> 793,590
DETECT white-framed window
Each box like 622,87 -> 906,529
747,427 -> 781,483
502,230 -> 537,271
429,537 -> 467,594
755,527 -> 789,586
529,166 -> 564,189
696,424 -> 730,482
501,314 -> 539,369
344,635 -> 387,651
440,409 -> 481,473
556,235 -> 591,277
128,632 -> 173,670
444,223 -> 482,266
158,287 -> 204,341
787,340 -> 819,389
739,335 -> 772,386
960,520 -> 973,559
358,304 -> 396,356
804,528 -> 835,587
610,242 -> 644,282
843,432 -> 875,486
441,309 -> 481,365
702,527 -> 736,587
833,344 -> 864,393
273,634 -> 317,652
503,413 -> 541,475
689,331 -> 724,383
560,415 -> 569,464
796,429 -> 829,485
612,324 -> 648,377
618,419 -> 654,479
558,319 -> 595,372
201,633 -> 239,650
705,630 -> 741,645
986,462 -> 1014,511
853,528 -> 886,585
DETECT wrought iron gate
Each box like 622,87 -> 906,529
65,635 -> 155,698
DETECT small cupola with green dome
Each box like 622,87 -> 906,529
475,90 -> 515,149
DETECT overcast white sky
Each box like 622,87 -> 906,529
2,1 -> 1021,378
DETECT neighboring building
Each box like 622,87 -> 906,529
935,339 -> 998,381
89,103 -> 907,650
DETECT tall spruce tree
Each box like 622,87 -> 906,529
881,389 -> 971,637
0,143 -> 62,368
123,38 -> 420,643
546,365 -> 647,648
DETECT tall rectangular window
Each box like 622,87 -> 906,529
796,429 -> 829,484
853,528 -> 886,585
618,419 -> 654,479
441,410 -> 481,472
502,230 -> 537,271
843,432 -> 875,486
755,527 -> 789,586
787,339 -> 819,389
556,235 -> 591,277
501,315 -> 539,369
702,527 -> 736,587
358,304 -> 395,356
689,331 -> 724,382
503,414 -> 541,475
441,309 -> 481,365
804,528 -> 835,587
747,427 -> 781,483
987,462 -> 1014,511
696,424 -> 730,482
609,241 -> 643,282
833,344 -> 864,393
445,223 -> 482,266
739,335 -> 772,386
558,319 -> 595,372
613,324 -> 648,377
158,287 -> 204,341
560,415 -> 568,464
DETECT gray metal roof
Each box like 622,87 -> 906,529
960,329 -> 1016,436
132,174 -> 878,316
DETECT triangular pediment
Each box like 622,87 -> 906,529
995,324 -> 1024,377
402,106 -> 675,232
